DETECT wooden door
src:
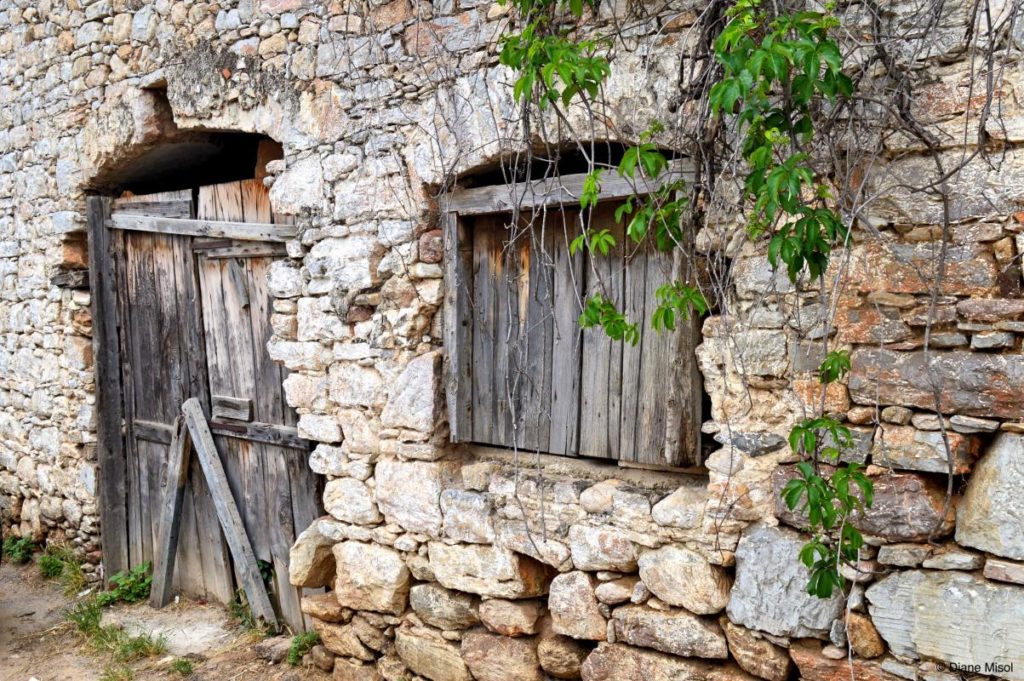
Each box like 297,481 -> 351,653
96,182 -> 322,633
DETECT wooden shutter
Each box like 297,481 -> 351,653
443,167 -> 702,467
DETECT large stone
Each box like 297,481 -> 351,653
333,541 -> 410,614
612,605 -> 728,659
773,467 -> 956,541
548,571 -> 606,640
441,489 -> 495,544
380,352 -> 441,432
307,234 -> 384,292
720,619 -> 791,681
395,626 -> 471,681
428,542 -> 553,598
567,525 -> 637,571
871,425 -> 980,474
289,519 -> 336,588
956,433 -> 1024,560
301,593 -> 349,623
461,630 -> 544,681
374,458 -> 458,535
478,599 -> 542,636
537,618 -> 590,679
726,525 -> 844,639
867,571 -> 1024,680
849,349 -> 1024,419
846,612 -> 886,659
409,583 -> 479,630
789,641 -> 906,681
323,477 -> 382,525
845,241 -> 998,296
580,643 -> 713,681
637,545 -> 731,615
651,484 -> 706,528
313,620 -> 375,660
333,659 -> 382,681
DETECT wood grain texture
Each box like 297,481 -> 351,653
110,214 -> 296,242
150,416 -> 191,608
442,209 -> 473,442
182,398 -> 278,631
88,196 -> 129,579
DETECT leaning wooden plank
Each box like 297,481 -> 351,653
181,398 -> 279,631
110,214 -> 297,243
447,159 -> 693,216
150,416 -> 191,608
87,196 -> 130,579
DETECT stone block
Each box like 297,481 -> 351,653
301,593 -> 349,623
726,525 -> 844,639
867,571 -> 1024,680
333,541 -> 410,614
651,484 -> 706,529
375,458 -> 459,535
637,545 -> 731,615
611,604 -> 728,659
323,477 -> 381,525
567,525 -> 637,572
850,348 -> 1024,419
289,519 -> 336,588
313,620 -> 375,660
461,630 -> 544,681
580,642 -> 713,681
871,425 -> 980,474
537,619 -> 589,679
984,558 -> 1024,585
720,618 -> 791,681
956,433 -> 1024,560
409,583 -> 479,630
478,599 -> 542,636
441,489 -> 494,544
789,641 -> 905,681
549,571 -> 606,640
428,542 -> 554,598
380,352 -> 441,433
846,242 -> 998,296
395,626 -> 471,681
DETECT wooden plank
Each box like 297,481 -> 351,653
133,419 -> 309,450
492,217 -> 520,446
51,269 -> 89,289
634,248 -> 672,465
548,211 -> 584,456
203,243 -> 288,259
87,196 -> 129,579
519,215 -> 554,452
110,214 -> 297,243
212,395 -> 253,422
442,209 -> 473,442
618,240 -> 647,462
471,218 -> 497,444
112,199 -> 194,218
663,248 -> 703,467
150,416 -> 191,608
181,399 -> 278,630
447,159 -> 693,216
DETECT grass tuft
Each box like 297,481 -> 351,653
170,658 -> 194,677
287,631 -> 321,666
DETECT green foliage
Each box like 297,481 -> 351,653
578,294 -> 639,345
779,353 -> 875,599
2,536 -> 36,564
38,545 -> 87,595
288,631 -> 321,666
652,283 -> 708,332
500,24 -> 609,108
100,665 -> 133,681
710,0 -> 852,283
67,594 -> 167,672
170,658 -> 195,677
97,562 -> 152,607
67,597 -> 103,635
39,552 -> 64,578
229,590 -> 270,637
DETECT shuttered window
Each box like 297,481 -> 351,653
442,166 -> 703,467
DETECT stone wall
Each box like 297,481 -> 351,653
1,0 -> 1024,679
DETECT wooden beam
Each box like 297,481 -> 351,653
87,196 -> 130,580
134,418 -> 308,451
181,398 -> 279,631
110,213 -> 297,243
445,159 -> 693,216
111,199 -> 194,218
212,395 -> 253,422
442,208 -> 473,441
149,416 -> 191,608
51,269 -> 90,289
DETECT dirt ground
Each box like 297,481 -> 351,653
0,561 -> 331,681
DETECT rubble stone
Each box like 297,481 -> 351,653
956,433 -> 1024,560
637,545 -> 731,615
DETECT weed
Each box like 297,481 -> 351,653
97,562 -> 152,607
66,598 -> 103,636
170,658 -> 194,676
228,590 -> 269,637
39,552 -> 64,578
99,664 -> 133,681
287,631 -> 320,666
2,536 -> 36,564
112,632 -> 166,662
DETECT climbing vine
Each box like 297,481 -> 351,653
495,0 -> 876,598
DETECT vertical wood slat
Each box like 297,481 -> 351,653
471,218 -> 497,444
618,243 -> 647,462
150,416 -> 191,608
519,216 -> 555,453
87,196 -> 130,579
493,219 -> 520,446
635,249 -> 673,464
442,209 -> 473,442
548,212 -> 584,457
663,247 -> 703,466
181,399 -> 278,631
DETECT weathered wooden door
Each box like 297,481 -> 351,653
90,181 -> 322,632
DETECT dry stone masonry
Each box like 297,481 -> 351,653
0,0 -> 1023,679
